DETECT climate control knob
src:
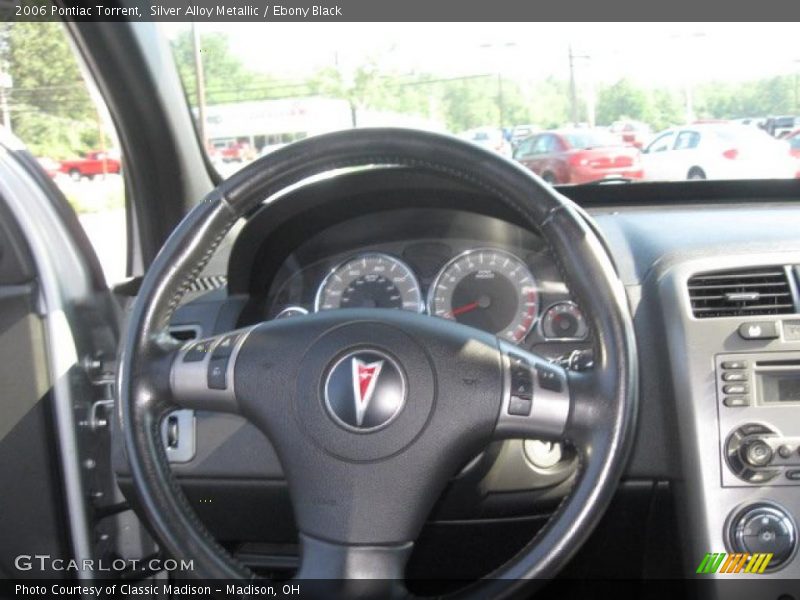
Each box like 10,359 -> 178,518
728,503 -> 797,571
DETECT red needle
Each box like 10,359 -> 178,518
451,301 -> 480,316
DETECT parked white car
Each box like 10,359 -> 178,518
641,124 -> 797,181
459,127 -> 512,158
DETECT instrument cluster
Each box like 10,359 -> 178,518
271,247 -> 588,345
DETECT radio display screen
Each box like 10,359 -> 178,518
761,373 -> 800,404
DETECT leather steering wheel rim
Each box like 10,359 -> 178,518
117,128 -> 638,598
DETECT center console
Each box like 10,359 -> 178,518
655,254 -> 800,593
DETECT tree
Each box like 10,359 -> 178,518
0,22 -> 101,158
595,78 -> 650,125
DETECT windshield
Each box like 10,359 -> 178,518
562,131 -> 621,150
165,22 -> 800,184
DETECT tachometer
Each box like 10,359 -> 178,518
427,248 -> 538,343
315,253 -> 423,312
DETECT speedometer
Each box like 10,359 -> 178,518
315,253 -> 423,313
427,248 -> 538,343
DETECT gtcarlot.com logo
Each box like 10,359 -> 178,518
14,554 -> 194,573
696,552 -> 773,574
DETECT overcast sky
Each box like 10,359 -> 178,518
160,22 -> 799,90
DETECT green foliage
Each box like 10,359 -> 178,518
0,22 -> 103,158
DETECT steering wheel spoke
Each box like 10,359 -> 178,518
169,326 -> 255,413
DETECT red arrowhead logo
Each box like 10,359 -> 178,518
351,357 -> 385,426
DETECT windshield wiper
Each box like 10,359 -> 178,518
569,176 -> 637,186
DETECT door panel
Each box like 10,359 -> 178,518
0,203 -> 70,577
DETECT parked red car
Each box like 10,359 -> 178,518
785,129 -> 800,158
59,150 -> 121,180
513,129 -> 643,184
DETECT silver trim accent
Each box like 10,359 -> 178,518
274,305 -> 309,319
539,300 -> 589,341
426,247 -> 540,343
161,410 -> 196,463
314,252 -> 424,314
170,326 -> 256,412
323,349 -> 407,433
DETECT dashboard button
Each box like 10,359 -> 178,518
723,384 -> 749,395
779,445 -> 794,459
738,322 -> 779,340
722,372 -> 747,382
721,360 -> 748,370
787,470 -> 800,481
743,439 -> 774,467
723,396 -> 750,407
508,396 -> 532,417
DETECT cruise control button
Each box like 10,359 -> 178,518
721,360 -> 748,370
184,340 -> 213,362
723,396 -> 750,407
207,357 -> 228,390
723,384 -> 749,395
508,396 -> 532,417
738,322 -> 778,340
212,333 -> 240,359
537,366 -> 563,392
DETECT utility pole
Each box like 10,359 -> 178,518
192,23 -> 207,149
497,73 -> 504,130
568,45 -> 578,127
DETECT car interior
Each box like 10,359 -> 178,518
3,15 -> 800,600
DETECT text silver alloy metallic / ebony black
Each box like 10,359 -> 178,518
428,248 -> 539,343
323,349 -> 407,432
315,252 -> 423,312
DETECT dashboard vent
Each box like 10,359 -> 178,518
688,267 -> 795,318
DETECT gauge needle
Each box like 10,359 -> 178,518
451,301 -> 480,316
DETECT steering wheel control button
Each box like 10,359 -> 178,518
722,360 -> 748,370
729,504 -> 797,571
510,357 -> 533,398
324,349 -> 406,432
184,340 -> 213,362
738,321 -> 779,340
207,358 -> 228,390
212,333 -> 240,359
723,395 -> 750,407
537,366 -> 564,392
508,396 -> 533,417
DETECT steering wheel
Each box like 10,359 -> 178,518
118,128 -> 637,598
